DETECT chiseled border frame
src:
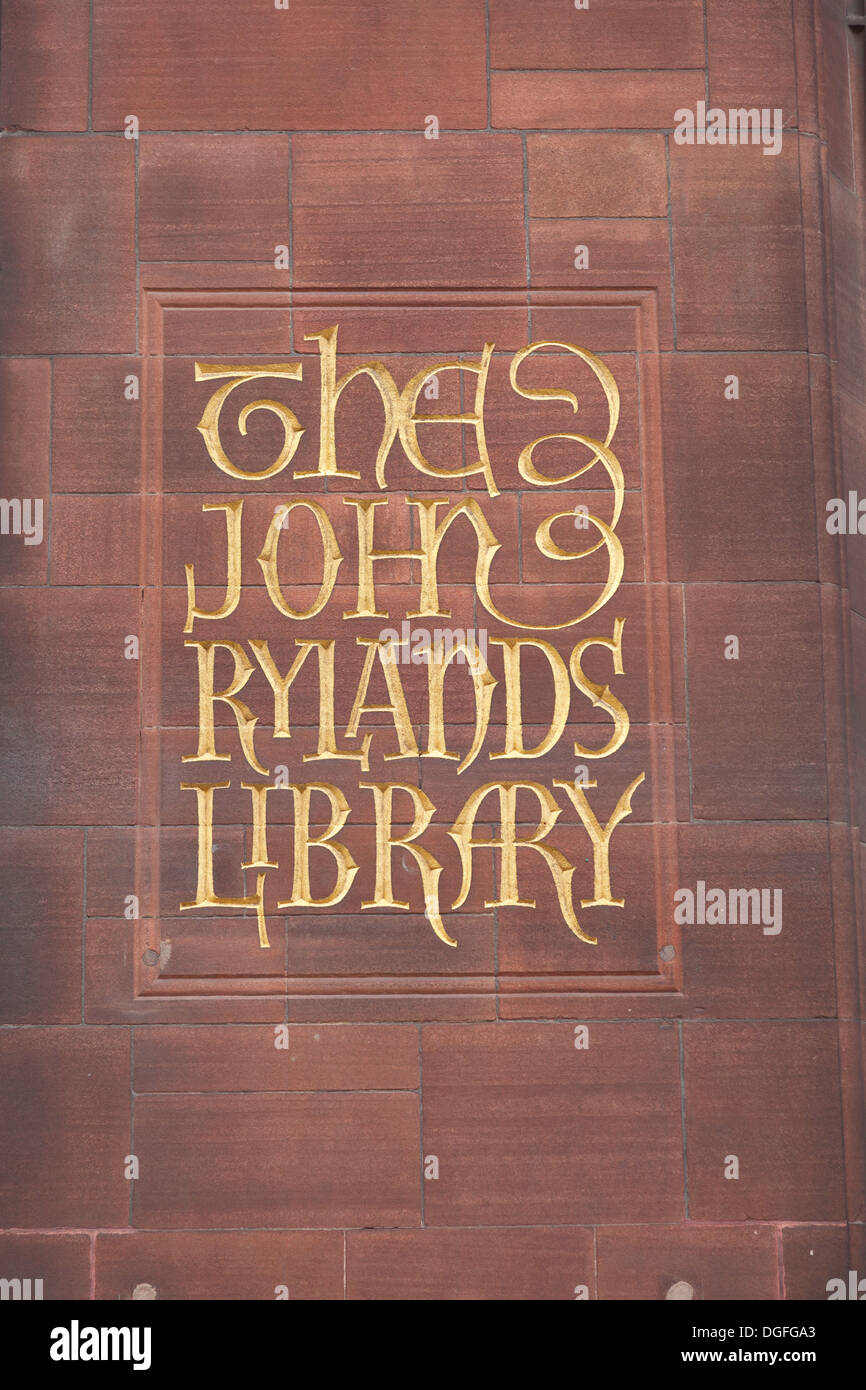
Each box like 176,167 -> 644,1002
130,275 -> 683,1020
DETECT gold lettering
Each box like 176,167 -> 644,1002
248,638 -> 372,768
570,618 -> 630,758
248,638 -> 313,738
346,638 -> 419,760
184,500 -> 243,634
241,780 -> 279,870
410,497 -> 500,617
489,638 -> 570,758
360,782 -> 450,945
555,772 -> 645,907
397,343 -> 498,496
449,781 -> 592,943
279,783 -> 358,907
301,325 -> 400,482
257,499 -> 342,618
425,636 -> 496,773
179,780 -> 270,947
195,363 -> 304,479
342,497 -> 423,618
179,334 -> 645,954
509,339 -> 621,492
182,639 -> 268,776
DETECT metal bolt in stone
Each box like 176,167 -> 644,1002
665,1281 -> 695,1300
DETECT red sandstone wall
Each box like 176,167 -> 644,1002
0,0 -> 863,1301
